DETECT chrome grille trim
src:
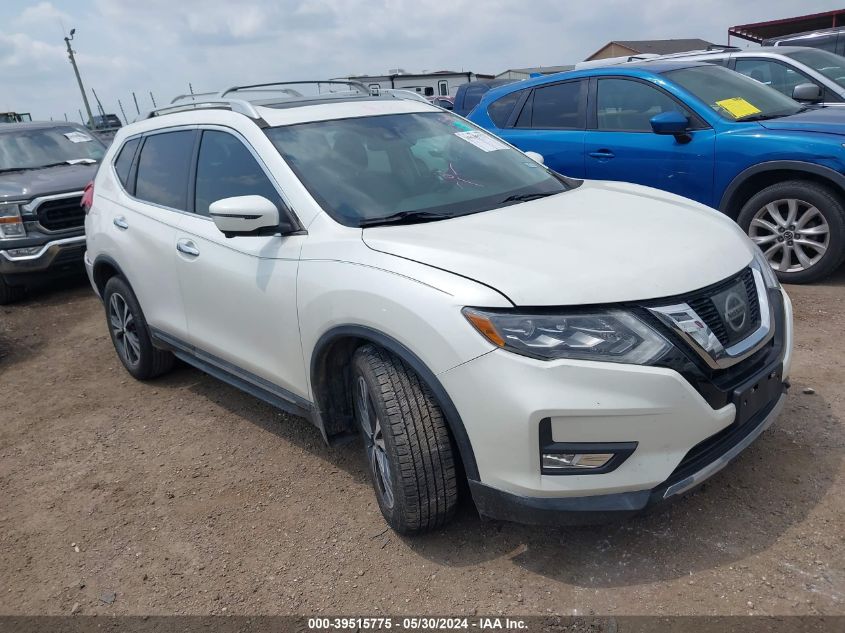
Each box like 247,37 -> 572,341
647,265 -> 774,370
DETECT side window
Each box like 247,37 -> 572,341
113,137 -> 140,191
596,78 -> 689,132
134,131 -> 195,210
194,130 -> 284,217
487,90 -> 523,127
735,59 -> 817,98
523,81 -> 584,129
462,84 -> 488,112
438,80 -> 448,96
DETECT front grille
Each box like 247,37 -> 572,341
36,196 -> 84,231
686,267 -> 760,346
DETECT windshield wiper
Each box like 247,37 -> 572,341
500,191 -> 558,204
359,210 -> 454,228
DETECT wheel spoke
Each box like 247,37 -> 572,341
793,244 -> 813,269
751,234 -> 777,246
794,238 -> 827,254
750,217 -> 779,235
784,198 -> 798,226
780,244 -> 793,271
125,333 -> 141,361
798,224 -> 828,236
109,313 -> 122,331
374,449 -> 394,508
795,206 -> 821,230
765,202 -> 787,227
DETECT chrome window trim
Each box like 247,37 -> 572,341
647,266 -> 774,370
110,124 -> 300,228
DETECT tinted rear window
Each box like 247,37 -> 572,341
135,131 -> 195,211
487,90 -> 522,127
113,137 -> 140,190
530,81 -> 584,129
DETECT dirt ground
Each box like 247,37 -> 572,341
0,268 -> 843,617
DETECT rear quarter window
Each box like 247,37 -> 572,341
134,131 -> 195,211
113,137 -> 140,191
487,90 -> 523,127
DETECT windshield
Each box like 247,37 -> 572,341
785,48 -> 845,89
265,112 -> 568,227
665,64 -> 803,121
0,126 -> 105,171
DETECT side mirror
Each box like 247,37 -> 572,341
792,82 -> 822,103
524,151 -> 545,165
650,111 -> 689,136
209,195 -> 283,238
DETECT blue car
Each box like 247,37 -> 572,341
468,61 -> 845,283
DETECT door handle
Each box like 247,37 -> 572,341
113,216 -> 129,230
176,239 -> 200,257
588,149 -> 615,159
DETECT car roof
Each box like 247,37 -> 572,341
120,95 -> 438,138
0,121 -> 84,133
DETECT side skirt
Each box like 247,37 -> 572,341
149,327 -> 314,422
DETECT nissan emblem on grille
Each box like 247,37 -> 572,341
723,291 -> 748,332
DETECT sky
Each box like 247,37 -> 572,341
1,0 -> 841,122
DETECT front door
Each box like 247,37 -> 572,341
583,77 -> 716,205
174,129 -> 309,399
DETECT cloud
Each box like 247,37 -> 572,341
1,0 -> 843,120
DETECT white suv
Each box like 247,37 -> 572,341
84,81 -> 793,533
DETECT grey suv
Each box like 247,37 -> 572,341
658,46 -> 845,107
0,122 -> 105,303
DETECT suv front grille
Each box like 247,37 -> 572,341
685,267 -> 760,346
36,196 -> 84,231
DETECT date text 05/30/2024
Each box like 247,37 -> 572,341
307,617 -> 528,630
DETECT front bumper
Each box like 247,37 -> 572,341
0,235 -> 86,283
469,391 -> 786,525
439,288 -> 792,524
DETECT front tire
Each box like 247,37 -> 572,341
351,345 -> 458,534
103,276 -> 174,380
0,275 -> 25,305
738,180 -> 845,284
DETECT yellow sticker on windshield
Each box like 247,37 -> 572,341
714,97 -> 762,119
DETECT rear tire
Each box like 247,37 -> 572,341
351,344 -> 458,534
0,275 -> 25,305
738,180 -> 845,284
103,276 -> 174,380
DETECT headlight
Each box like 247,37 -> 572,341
0,203 -> 26,239
751,245 -> 780,289
462,308 -> 671,364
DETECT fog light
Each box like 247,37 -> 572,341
542,452 -> 614,470
5,246 -> 41,258
538,418 -> 637,475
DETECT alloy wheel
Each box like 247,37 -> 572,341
354,375 -> 395,509
749,198 -> 830,273
108,292 -> 141,367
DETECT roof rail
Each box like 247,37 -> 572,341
220,80 -> 370,99
706,44 -> 741,51
170,91 -> 220,104
143,99 -> 263,121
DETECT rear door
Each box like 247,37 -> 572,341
109,129 -> 196,339
494,79 -> 587,178
174,128 -> 308,399
583,77 -> 715,204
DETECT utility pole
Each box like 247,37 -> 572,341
118,99 -> 127,124
149,91 -> 157,108
91,87 -> 105,116
132,92 -> 140,115
63,29 -> 94,127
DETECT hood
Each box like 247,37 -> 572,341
0,163 -> 98,202
362,181 -> 754,306
757,107 -> 845,134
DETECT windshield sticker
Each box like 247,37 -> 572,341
64,131 -> 94,143
454,130 -> 508,152
714,97 -> 761,119
451,120 -> 473,131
